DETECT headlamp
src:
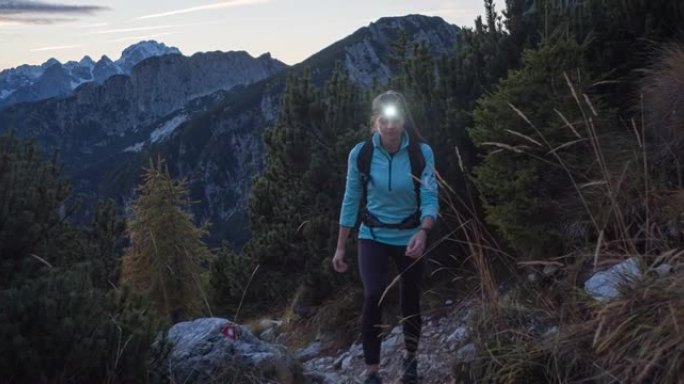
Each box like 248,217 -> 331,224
382,104 -> 400,119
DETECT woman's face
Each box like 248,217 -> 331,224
375,114 -> 405,141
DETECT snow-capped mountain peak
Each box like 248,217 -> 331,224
0,40 -> 182,107
116,40 -> 182,72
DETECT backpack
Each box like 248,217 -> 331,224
355,139 -> 425,230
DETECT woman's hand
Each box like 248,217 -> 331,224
405,230 -> 427,258
332,248 -> 349,273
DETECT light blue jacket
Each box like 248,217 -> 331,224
339,131 -> 439,246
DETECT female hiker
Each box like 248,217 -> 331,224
332,90 -> 439,384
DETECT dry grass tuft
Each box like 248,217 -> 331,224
590,254 -> 684,383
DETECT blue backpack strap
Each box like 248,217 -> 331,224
408,141 -> 426,215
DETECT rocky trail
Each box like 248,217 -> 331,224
299,299 -> 476,384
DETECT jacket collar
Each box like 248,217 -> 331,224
372,130 -> 410,152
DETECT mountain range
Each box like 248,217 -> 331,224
0,41 -> 181,108
0,14 -> 460,246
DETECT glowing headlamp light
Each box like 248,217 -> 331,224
382,104 -> 400,119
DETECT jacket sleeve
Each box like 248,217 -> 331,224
419,144 -> 439,222
339,143 -> 364,228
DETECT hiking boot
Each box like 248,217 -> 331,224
364,371 -> 382,384
401,354 -> 418,384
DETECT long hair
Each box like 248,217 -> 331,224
370,90 -> 425,144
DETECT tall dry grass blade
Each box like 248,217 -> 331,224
235,264 -> 260,323
481,142 -> 527,154
579,180 -> 608,189
380,225 -> 449,306
379,251 -> 432,307
669,302 -> 679,334
564,72 -> 583,112
555,108 -> 582,138
564,72 -> 612,196
630,118 -> 643,148
508,103 -> 534,126
455,145 -> 465,173
29,253 -> 53,269
296,220 -> 310,234
505,129 -> 543,147
435,165 -> 457,196
546,138 -> 588,155
483,140 -> 564,169
593,229 -> 604,271
583,93 -> 599,117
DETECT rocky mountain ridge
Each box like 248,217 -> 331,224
0,40 -> 181,108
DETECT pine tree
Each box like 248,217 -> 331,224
298,67 -> 366,299
468,35 -> 622,258
121,158 -> 211,321
485,0 -> 498,36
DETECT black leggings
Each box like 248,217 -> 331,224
358,239 -> 423,365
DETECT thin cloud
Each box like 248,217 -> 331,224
109,31 -> 178,43
0,14 -> 76,24
0,0 -> 108,15
0,0 -> 109,25
30,44 -> 82,52
136,0 -> 268,20
92,21 -> 220,35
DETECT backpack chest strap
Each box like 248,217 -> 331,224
356,139 -> 425,230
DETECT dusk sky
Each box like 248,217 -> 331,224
0,0 -> 493,70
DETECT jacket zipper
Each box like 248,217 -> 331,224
387,154 -> 393,192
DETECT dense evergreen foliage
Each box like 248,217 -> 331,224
0,133 -> 163,384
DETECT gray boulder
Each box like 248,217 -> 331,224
584,258 -> 641,301
161,317 -> 304,384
